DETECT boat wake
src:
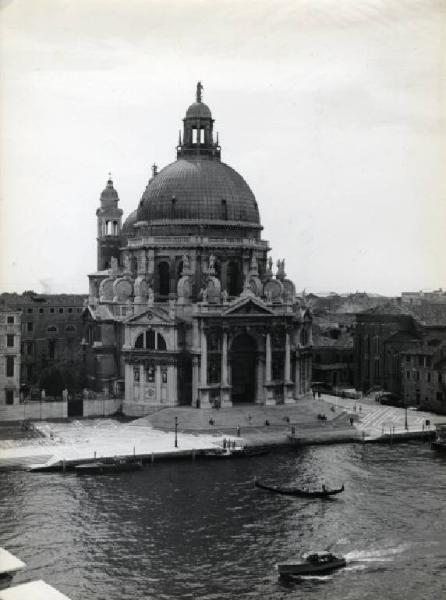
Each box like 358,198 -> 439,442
345,543 -> 410,564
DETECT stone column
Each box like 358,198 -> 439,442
284,331 -> 291,382
200,325 -> 210,407
192,356 -> 199,407
200,327 -> 207,386
284,330 -> 296,404
221,330 -> 228,385
155,365 -> 162,404
265,333 -> 272,382
221,330 -> 232,407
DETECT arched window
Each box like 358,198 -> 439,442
158,262 -> 170,296
157,333 -> 167,350
134,330 -> 167,350
227,261 -> 241,296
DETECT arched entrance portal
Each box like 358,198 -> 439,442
230,333 -> 256,403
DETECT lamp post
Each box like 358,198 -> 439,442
404,402 -> 408,431
174,416 -> 178,448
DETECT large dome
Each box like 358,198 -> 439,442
136,157 -> 260,225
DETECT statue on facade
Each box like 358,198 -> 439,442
110,256 -> 118,276
148,286 -> 155,305
222,289 -> 228,304
200,287 -> 208,302
182,254 -> 190,273
123,254 -> 131,273
276,258 -> 286,280
208,254 -> 216,274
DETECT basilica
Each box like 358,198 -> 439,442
84,83 -> 313,416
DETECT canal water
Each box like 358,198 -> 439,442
1,442 -> 445,600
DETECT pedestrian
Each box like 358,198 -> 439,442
291,425 -> 296,436
248,413 -> 252,424
349,417 -> 354,427
318,390 -> 321,399
223,438 -> 227,449
312,389 -> 316,399
209,418 -> 214,426
265,419 -> 270,426
359,405 -> 362,413
236,425 -> 241,437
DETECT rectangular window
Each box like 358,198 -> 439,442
7,316 -> 14,324
6,334 -> 14,347
5,389 -> 14,405
27,322 -> 33,332
416,371 -> 420,381
50,308 -> 55,313
6,356 -> 14,377
39,308 -> 44,313
59,308 -> 63,313
406,371 -> 411,380
27,308 -> 33,313
426,357 -> 432,368
68,308 -> 73,313
406,355 -> 411,363
439,373 -> 443,383
427,372 -> 431,383
27,341 -> 34,355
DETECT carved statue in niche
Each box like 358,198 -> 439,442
123,254 -> 131,273
222,289 -> 229,304
267,256 -> 273,273
208,254 -> 216,274
182,253 -> 190,273
147,286 -> 155,305
110,257 -> 119,277
200,287 -> 208,302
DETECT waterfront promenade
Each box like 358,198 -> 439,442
0,395 -> 443,470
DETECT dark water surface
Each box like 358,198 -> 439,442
1,443 -> 446,600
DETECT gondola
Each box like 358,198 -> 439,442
254,478 -> 344,498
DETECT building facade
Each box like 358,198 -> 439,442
84,84 -> 313,416
0,306 -> 21,406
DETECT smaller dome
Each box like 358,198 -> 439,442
186,102 -> 212,119
122,209 -> 138,234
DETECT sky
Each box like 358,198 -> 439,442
0,0 -> 445,296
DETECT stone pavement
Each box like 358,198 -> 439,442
319,394 -> 444,439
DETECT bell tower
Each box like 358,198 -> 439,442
96,175 -> 123,270
177,81 -> 221,160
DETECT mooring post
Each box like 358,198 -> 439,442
151,452 -> 155,464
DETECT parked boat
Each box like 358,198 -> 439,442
277,551 -> 346,577
254,478 -> 344,498
432,424 -> 446,453
75,457 -> 143,475
0,547 -> 26,590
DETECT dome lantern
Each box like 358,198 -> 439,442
177,82 -> 221,160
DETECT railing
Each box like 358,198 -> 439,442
128,236 -> 268,248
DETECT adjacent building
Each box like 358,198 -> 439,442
0,292 -> 86,397
84,84 -> 313,416
354,302 -> 446,412
0,306 -> 21,406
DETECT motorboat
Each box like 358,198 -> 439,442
277,551 -> 346,577
255,478 -> 344,498
75,457 -> 143,475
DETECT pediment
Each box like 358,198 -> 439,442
125,306 -> 174,326
223,297 -> 274,316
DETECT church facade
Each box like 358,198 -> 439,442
84,84 -> 313,416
